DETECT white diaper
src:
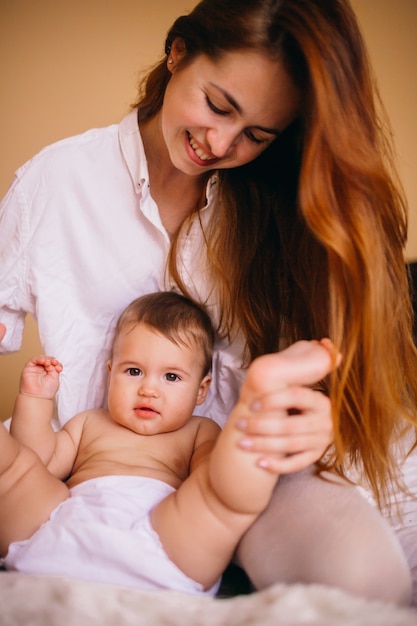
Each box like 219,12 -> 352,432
4,475 -> 219,595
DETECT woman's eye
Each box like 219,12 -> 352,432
165,373 -> 180,382
205,95 -> 228,116
244,130 -> 265,145
127,368 -> 141,376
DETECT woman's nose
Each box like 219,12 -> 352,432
207,126 -> 240,158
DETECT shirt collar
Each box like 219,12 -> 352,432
118,108 -> 218,208
118,108 -> 149,195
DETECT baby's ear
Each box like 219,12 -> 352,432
195,375 -> 212,406
106,360 -> 112,386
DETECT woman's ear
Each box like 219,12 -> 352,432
167,37 -> 187,72
195,374 -> 212,406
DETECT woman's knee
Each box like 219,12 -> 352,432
340,545 -> 412,606
236,469 -> 412,606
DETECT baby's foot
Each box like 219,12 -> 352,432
241,339 -> 339,404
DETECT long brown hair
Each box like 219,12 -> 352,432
132,0 -> 417,507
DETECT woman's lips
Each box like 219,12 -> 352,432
186,132 -> 219,166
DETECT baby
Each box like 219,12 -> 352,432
0,291 -> 337,594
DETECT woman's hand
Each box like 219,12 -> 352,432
236,386 -> 333,473
0,323 -> 5,342
235,339 -> 340,474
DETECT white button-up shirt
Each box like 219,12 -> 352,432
0,110 -> 245,426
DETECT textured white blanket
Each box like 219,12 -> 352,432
1,573 -> 416,626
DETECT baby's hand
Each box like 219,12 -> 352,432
19,355 -> 63,400
235,339 -> 340,474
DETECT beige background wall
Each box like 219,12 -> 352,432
1,0 -> 416,420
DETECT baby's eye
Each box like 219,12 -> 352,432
164,372 -> 180,382
126,367 -> 142,377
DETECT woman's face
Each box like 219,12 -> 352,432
161,46 -> 300,176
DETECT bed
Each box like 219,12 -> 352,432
2,269 -> 417,624
1,570 -> 417,625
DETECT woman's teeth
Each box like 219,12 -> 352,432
188,134 -> 215,161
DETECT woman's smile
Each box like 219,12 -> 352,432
186,131 -> 219,166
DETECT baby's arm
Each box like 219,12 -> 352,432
11,356 -> 64,465
151,339 -> 338,589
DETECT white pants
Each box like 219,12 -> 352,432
4,475 -> 219,595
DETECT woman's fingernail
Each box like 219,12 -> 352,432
250,400 -> 261,411
239,437 -> 254,449
257,458 -> 269,469
236,419 -> 248,430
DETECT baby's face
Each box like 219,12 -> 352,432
107,323 -> 211,435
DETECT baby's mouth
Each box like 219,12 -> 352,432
134,406 -> 159,419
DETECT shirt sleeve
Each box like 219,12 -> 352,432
194,335 -> 247,428
0,166 -> 34,354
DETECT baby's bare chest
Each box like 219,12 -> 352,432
70,420 -> 196,487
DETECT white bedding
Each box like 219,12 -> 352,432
1,573 -> 417,626
2,434 -> 417,624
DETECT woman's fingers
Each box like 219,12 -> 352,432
256,450 -> 329,474
237,387 -> 332,437
238,428 -> 331,453
235,386 -> 333,474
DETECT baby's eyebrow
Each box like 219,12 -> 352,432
208,82 -> 281,136
165,367 -> 190,377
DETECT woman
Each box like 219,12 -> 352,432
1,0 -> 416,605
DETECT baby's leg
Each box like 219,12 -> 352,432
236,467 -> 412,606
152,340 -> 335,590
0,423 -> 69,556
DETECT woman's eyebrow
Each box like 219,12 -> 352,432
209,83 -> 243,113
209,82 -> 281,136
253,125 -> 281,137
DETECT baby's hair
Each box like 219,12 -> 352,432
114,291 -> 215,375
